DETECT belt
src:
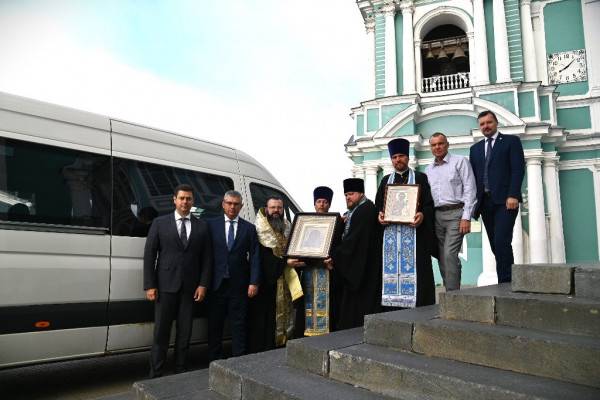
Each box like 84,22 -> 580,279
435,203 -> 464,212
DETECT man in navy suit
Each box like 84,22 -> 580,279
143,184 -> 213,377
469,110 -> 525,283
207,190 -> 260,361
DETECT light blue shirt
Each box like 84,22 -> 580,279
425,153 -> 476,220
224,214 -> 239,246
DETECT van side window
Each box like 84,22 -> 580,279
249,182 -> 298,222
0,137 -> 111,228
112,158 -> 234,237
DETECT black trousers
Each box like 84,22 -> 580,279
481,194 -> 518,283
149,289 -> 194,377
208,279 -> 248,361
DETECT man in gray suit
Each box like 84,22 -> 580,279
143,184 -> 213,377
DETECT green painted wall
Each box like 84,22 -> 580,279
559,149 -> 600,161
352,156 -> 364,164
539,95 -> 551,121
557,106 -> 592,130
382,104 -> 410,126
367,108 -> 380,132
560,169 -> 599,262
375,14 -> 386,98
364,151 -> 384,161
480,91 -> 516,113
415,147 -> 470,160
542,142 -> 556,152
392,120 -> 415,136
395,14 -> 404,95
521,139 -> 541,150
518,91 -> 535,118
356,114 -> 365,136
504,0 -> 525,81
416,115 -> 478,138
544,0 -> 588,96
484,0 -> 497,83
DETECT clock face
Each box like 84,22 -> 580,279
547,49 -> 587,85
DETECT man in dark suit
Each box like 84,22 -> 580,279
143,184 -> 213,377
469,110 -> 525,283
207,190 -> 260,361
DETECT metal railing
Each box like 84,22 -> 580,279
422,72 -> 470,93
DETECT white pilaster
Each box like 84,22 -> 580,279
531,2 -> 548,84
478,222 -> 498,286
493,0 -> 512,83
414,39 -> 422,93
592,163 -> 600,259
401,1 -> 416,94
543,154 -> 566,263
526,155 -> 548,263
365,17 -> 376,98
382,2 -> 398,97
512,208 -> 524,264
352,165 -> 365,180
520,0 -> 538,82
467,32 -> 476,84
472,0 -> 490,85
364,165 -> 379,201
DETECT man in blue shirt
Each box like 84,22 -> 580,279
426,132 -> 476,291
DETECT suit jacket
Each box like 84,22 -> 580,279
143,213 -> 213,294
469,132 -> 525,218
207,216 -> 260,293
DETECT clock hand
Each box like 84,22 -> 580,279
559,59 -> 575,73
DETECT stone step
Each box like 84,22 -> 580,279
328,343 -> 600,400
286,327 -> 363,376
575,264 -> 600,299
512,263 -> 600,297
90,392 -> 133,400
412,318 -> 600,388
512,263 -> 574,294
440,283 -> 600,337
363,305 -> 439,351
209,348 -> 393,400
133,368 -> 224,400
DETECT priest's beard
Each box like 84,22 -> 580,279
267,212 -> 285,234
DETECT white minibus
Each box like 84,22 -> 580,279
0,91 -> 299,368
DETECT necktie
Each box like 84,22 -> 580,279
483,137 -> 493,192
180,217 -> 188,247
227,220 -> 236,251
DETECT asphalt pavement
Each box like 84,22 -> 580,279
0,344 -> 215,400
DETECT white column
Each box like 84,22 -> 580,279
526,155 -> 548,263
478,222 -> 498,286
382,2 -> 398,97
401,1 -> 416,94
531,6 -> 547,84
414,39 -> 422,93
365,17 -> 376,98
520,0 -> 538,81
543,155 -> 566,262
493,0 -> 512,83
512,208 -> 524,264
382,163 -> 395,176
364,165 -> 379,201
467,32 -> 476,85
352,165 -> 365,180
472,0 -> 490,85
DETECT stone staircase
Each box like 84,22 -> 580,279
97,263 -> 600,400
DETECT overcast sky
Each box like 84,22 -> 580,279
0,0 -> 369,212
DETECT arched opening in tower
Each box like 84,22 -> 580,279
421,24 -> 469,93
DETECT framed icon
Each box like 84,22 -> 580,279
383,184 -> 420,224
285,213 -> 340,259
